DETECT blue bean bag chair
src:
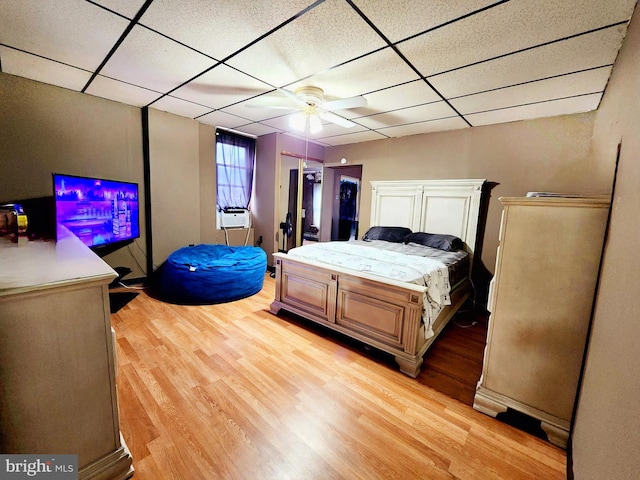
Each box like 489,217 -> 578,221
160,244 -> 267,305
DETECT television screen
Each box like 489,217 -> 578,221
53,173 -> 140,249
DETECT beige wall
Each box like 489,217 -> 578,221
254,133 -> 279,265
0,73 -> 147,277
326,112 -> 603,279
572,5 -> 640,479
147,108 -> 201,266
199,123 -> 217,244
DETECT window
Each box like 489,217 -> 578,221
215,129 -> 256,210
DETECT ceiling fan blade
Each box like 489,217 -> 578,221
277,87 -> 306,107
244,86 -> 309,109
244,97 -> 300,109
323,95 -> 367,111
248,99 -> 299,110
319,110 -> 357,128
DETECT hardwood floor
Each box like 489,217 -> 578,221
111,275 -> 566,479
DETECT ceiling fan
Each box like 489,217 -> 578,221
246,86 -> 367,132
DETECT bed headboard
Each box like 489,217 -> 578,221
370,179 -> 485,260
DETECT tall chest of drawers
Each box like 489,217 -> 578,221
473,195 -> 609,448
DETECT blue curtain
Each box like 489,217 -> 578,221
215,129 -> 256,210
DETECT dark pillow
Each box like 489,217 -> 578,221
404,232 -> 464,251
362,226 -> 412,243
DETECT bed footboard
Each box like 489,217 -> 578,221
270,256 -> 338,324
270,254 -> 466,377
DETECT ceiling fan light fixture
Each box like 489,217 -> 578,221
308,114 -> 322,134
289,111 -> 322,134
295,86 -> 324,106
289,111 -> 307,132
253,85 -> 364,131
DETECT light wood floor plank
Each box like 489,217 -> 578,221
111,274 -> 566,479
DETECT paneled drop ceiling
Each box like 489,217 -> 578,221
0,0 -> 636,146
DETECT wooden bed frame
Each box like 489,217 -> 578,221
269,179 -> 485,377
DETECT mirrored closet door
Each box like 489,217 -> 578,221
278,154 -> 323,252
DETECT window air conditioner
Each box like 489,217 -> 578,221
217,209 -> 250,229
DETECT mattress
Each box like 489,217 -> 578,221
285,240 -> 469,337
366,240 -> 470,288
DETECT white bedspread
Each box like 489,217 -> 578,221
285,241 -> 454,338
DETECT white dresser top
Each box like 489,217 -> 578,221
0,231 -> 116,296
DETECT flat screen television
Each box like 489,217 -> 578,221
53,173 -> 140,252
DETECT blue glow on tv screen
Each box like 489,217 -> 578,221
53,173 -> 140,249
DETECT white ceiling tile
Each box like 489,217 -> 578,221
279,131 -> 331,147
198,110 -> 260,130
318,130 -> 389,146
171,64 -> 274,110
429,27 -> 628,98
352,0 -> 500,43
398,0 -> 635,76
451,67 -> 612,114
139,0 -> 315,60
100,25 -> 214,93
466,94 -> 602,126
356,102 -> 458,129
0,47 -> 91,91
0,0 -> 129,70
85,75 -> 163,107
227,0 -> 387,87
286,48 -> 420,100
344,80 -> 443,119
221,101 -> 288,122
150,96 -> 213,119
91,0 -> 148,19
378,117 -> 470,137
312,121 -> 368,139
229,123 -> 282,137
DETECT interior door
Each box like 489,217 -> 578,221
338,176 -> 359,240
327,165 -> 362,241
282,168 -> 296,251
